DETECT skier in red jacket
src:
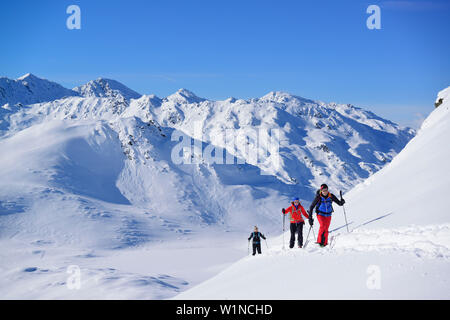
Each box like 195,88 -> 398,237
282,197 -> 309,248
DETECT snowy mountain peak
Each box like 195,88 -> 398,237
261,90 -> 292,99
16,73 -> 38,81
259,91 -> 316,104
73,78 -> 142,101
165,88 -> 205,104
0,74 -> 77,106
225,97 -> 237,103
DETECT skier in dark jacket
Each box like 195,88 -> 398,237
308,184 -> 345,247
248,226 -> 266,255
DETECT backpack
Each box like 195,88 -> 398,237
253,232 -> 261,242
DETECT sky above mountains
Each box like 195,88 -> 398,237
1,0 -> 449,128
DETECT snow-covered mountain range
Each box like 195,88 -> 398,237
0,73 -> 429,299
1,73 -> 414,190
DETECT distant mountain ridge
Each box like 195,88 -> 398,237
0,73 -> 415,194
0,73 -> 77,106
0,74 -> 144,108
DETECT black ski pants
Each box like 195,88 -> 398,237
252,243 -> 262,255
290,222 -> 304,248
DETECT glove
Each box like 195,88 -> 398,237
341,198 -> 346,205
282,208 -> 285,214
308,217 -> 314,226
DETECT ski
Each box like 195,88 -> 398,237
329,222 -> 353,234
351,212 -> 393,232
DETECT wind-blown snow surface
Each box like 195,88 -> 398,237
0,74 -> 418,299
175,87 -> 450,300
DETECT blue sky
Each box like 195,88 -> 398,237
0,0 -> 449,128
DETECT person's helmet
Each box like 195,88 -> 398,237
292,197 -> 299,201
320,184 -> 328,190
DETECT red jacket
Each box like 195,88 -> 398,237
284,203 -> 309,223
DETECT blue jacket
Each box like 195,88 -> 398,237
309,191 -> 344,217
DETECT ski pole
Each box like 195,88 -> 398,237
282,213 -> 286,250
305,225 -> 312,243
340,190 -> 350,233
303,225 -> 312,248
265,239 -> 269,249
248,240 -> 250,256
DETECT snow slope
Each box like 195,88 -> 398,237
0,118 -> 275,299
338,86 -> 450,228
0,116 -> 289,299
175,87 -> 450,300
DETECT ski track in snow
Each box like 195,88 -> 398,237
266,224 -> 450,260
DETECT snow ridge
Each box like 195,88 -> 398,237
0,73 -> 78,106
73,78 -> 142,101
